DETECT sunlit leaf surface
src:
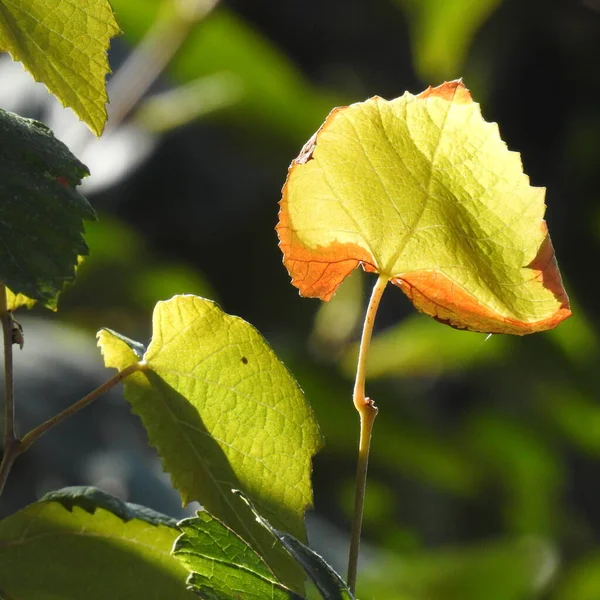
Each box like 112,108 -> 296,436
0,0 -> 120,135
174,511 -> 303,599
97,295 -> 322,593
0,487 -> 194,599
278,81 -> 570,335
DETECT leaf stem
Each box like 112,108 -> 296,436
0,285 -> 15,449
0,284 -> 19,498
20,362 -> 145,450
0,361 -> 144,498
347,273 -> 388,594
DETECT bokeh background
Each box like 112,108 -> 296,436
2,0 -> 600,598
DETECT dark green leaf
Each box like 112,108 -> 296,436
41,485 -> 176,527
0,109 -> 95,307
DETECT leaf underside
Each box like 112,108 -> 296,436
97,294 -> 322,593
0,0 -> 121,135
277,80 -> 571,335
0,108 -> 94,309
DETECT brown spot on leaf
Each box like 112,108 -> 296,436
241,356 -> 248,364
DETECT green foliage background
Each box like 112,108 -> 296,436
2,0 -> 600,598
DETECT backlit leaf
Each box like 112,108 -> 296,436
0,108 -> 94,308
6,289 -> 37,311
0,0 -> 120,135
0,487 -> 194,600
173,511 -> 303,599
97,295 -> 322,593
277,81 -> 571,335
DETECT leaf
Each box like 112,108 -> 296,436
236,491 -> 355,600
0,0 -> 120,135
0,108 -> 95,308
396,0 -> 503,80
277,80 -> 571,335
97,295 -> 322,593
6,288 -> 37,311
41,485 -> 176,527
0,486 -> 195,600
173,511 -> 303,600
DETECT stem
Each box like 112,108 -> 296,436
20,362 -> 145,450
0,285 -> 15,448
0,284 -> 18,498
0,439 -> 22,499
347,273 -> 388,594
0,362 -> 144,498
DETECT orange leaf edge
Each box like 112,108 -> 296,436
394,227 -> 571,335
276,104 -> 376,301
417,79 -> 473,104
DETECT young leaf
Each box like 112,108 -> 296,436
173,510 -> 303,599
0,0 -> 120,135
0,486 -> 194,600
97,295 -> 322,593
236,491 -> 355,600
277,80 -> 571,335
0,109 -> 94,308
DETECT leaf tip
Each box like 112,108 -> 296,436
417,79 -> 473,104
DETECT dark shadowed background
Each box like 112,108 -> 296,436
1,0 -> 600,598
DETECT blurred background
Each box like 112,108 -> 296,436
1,0 -> 600,597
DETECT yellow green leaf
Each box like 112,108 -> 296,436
0,0 -> 121,135
0,487 -> 195,599
6,289 -> 37,311
277,80 -> 571,335
97,295 -> 322,593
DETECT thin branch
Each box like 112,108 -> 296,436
20,362 -> 146,450
0,283 -> 18,498
0,284 -> 15,448
0,361 -> 145,498
0,439 -> 22,499
347,273 -> 388,594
